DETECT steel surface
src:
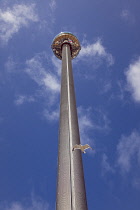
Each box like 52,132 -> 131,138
56,44 -> 88,210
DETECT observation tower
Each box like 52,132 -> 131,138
52,32 -> 88,210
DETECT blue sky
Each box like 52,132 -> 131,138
0,0 -> 140,209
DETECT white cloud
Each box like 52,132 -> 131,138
101,153 -> 115,176
126,57 -> 140,102
0,4 -> 38,43
78,39 -> 114,66
117,130 -> 140,174
25,53 -> 60,94
43,74 -> 60,92
0,196 -> 50,210
14,95 -> 35,105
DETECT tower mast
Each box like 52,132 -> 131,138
52,32 -> 88,210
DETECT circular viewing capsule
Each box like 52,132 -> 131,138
51,32 -> 81,60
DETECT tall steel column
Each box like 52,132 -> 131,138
52,32 -> 88,210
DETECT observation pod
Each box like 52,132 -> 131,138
51,32 -> 88,210
51,32 -> 81,59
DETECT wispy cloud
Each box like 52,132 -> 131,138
100,130 -> 140,183
121,9 -> 135,24
78,106 -> 94,146
49,0 -> 56,12
47,0 -> 56,28
101,82 -> 112,94
51,55 -> 61,76
117,130 -> 140,174
110,80 -> 127,103
78,39 -> 114,66
4,52 -> 60,122
101,153 -> 115,176
78,106 -> 110,147
25,52 -> 60,121
117,80 -> 125,101
0,195 -> 50,210
125,57 -> 140,102
43,107 -> 59,122
14,95 -> 35,105
5,56 -> 18,73
132,177 -> 140,190
0,3 -> 38,44
121,10 -> 130,19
